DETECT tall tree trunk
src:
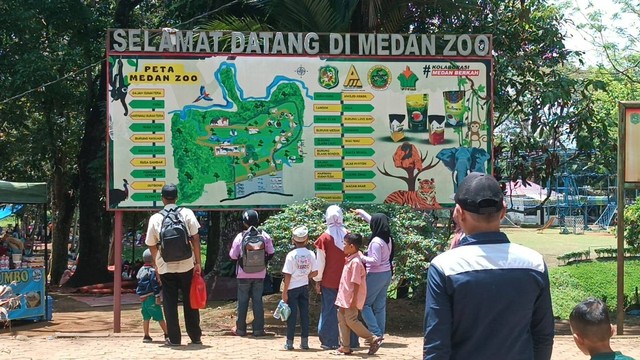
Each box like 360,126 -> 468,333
67,0 -> 143,287
66,61 -> 111,287
49,152 -> 77,285
204,211 -> 221,275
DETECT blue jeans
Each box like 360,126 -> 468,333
318,286 -> 359,348
286,285 -> 309,341
236,278 -> 265,335
361,270 -> 392,337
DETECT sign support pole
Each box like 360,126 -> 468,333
615,101 -> 640,334
113,210 -> 123,333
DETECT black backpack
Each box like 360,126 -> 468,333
158,207 -> 192,262
240,226 -> 267,273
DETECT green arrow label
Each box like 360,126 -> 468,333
130,146 -> 165,155
314,92 -> 342,101
343,148 -> 375,157
342,104 -> 374,112
130,192 -> 162,202
315,160 -> 343,169
129,99 -> 165,109
130,169 -> 166,179
343,126 -> 375,134
343,193 -> 376,202
343,170 -> 376,179
315,182 -> 343,191
130,123 -> 165,132
314,138 -> 342,146
314,115 -> 342,124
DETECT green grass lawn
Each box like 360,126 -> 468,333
502,227 -> 640,318
503,227 -> 617,268
549,260 -> 640,318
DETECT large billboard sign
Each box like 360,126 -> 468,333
622,103 -> 640,182
106,30 -> 493,210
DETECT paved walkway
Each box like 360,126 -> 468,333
1,332 -> 639,359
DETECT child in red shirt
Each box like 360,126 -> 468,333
334,233 -> 382,356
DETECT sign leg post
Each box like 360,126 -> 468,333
114,210 -> 123,333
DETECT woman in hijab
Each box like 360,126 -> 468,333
313,205 -> 359,350
354,210 -> 394,342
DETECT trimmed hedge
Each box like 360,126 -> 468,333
557,247 -> 640,264
557,250 -> 590,264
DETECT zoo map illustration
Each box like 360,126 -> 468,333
107,55 -> 492,210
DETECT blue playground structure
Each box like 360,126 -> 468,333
548,172 -> 616,233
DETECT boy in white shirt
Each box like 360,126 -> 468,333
282,225 -> 318,350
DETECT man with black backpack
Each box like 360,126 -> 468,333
145,183 -> 203,346
229,209 -> 275,337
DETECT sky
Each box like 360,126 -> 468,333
556,0 -> 636,66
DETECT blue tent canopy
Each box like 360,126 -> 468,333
0,204 -> 23,220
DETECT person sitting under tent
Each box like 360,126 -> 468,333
1,227 -> 24,254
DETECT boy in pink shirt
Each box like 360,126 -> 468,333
335,233 -> 382,356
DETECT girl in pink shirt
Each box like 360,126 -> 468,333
334,233 -> 382,356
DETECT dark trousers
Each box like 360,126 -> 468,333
286,285 -> 310,341
236,278 -> 265,335
160,269 -> 202,344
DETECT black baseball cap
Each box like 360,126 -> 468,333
242,209 -> 259,226
454,172 -> 504,214
161,183 -> 178,200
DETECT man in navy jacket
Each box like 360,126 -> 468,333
423,172 -> 554,360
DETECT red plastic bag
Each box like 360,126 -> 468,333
190,273 -> 207,309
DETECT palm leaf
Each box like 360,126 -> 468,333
200,15 -> 272,33
248,0 -> 360,32
200,15 -> 273,52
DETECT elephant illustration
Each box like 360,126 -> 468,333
436,147 -> 491,193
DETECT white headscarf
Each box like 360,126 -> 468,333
325,205 -> 347,250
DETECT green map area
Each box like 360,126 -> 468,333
171,66 -> 306,204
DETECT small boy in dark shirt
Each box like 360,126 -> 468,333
136,249 -> 168,342
569,298 -> 635,360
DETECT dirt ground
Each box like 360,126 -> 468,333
2,288 -> 639,337
0,288 -> 426,336
2,290 -> 640,360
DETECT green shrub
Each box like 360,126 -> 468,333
556,250 -> 590,264
260,198 -> 450,298
593,247 -> 640,258
594,248 -> 617,258
550,260 -> 640,318
624,198 -> 640,250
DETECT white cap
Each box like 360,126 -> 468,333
292,225 -> 309,242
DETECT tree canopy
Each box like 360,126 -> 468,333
0,0 -> 625,285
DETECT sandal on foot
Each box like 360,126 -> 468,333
230,327 -> 246,337
368,337 -> 382,355
331,349 -> 353,356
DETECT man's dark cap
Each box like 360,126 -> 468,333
454,172 -> 504,214
161,183 -> 178,200
242,209 -> 259,226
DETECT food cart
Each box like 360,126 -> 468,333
0,180 -> 49,321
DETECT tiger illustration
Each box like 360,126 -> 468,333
384,178 -> 441,209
